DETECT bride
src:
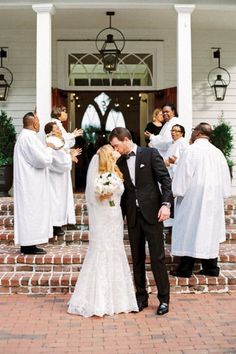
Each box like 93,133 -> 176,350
68,144 -> 138,317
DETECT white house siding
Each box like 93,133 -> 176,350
192,30 -> 236,193
0,23 -> 235,193
0,30 -> 36,134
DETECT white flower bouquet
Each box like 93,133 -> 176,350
95,172 -> 120,207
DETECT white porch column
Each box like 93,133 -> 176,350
174,4 -> 195,139
32,4 -> 55,139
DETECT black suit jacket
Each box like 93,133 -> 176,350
117,146 -> 173,227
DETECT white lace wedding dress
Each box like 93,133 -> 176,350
68,156 -> 138,317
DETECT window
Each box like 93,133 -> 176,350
58,41 -> 163,90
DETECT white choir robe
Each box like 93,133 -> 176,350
50,120 -> 77,225
51,118 -> 75,148
163,137 -> 188,228
171,138 -> 231,259
105,109 -> 126,131
163,137 -> 188,179
14,129 -> 53,246
149,117 -> 181,157
46,135 -> 75,226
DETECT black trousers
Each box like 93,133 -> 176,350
128,208 -> 170,304
176,256 -> 219,275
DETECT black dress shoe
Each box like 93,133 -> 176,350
137,300 -> 148,312
198,268 -> 220,277
53,226 -> 65,237
33,246 -> 47,255
20,246 -> 46,255
169,270 -> 192,278
157,303 -> 169,316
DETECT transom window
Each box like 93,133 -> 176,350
57,41 -> 163,90
69,53 -> 153,87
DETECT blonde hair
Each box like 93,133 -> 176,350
98,144 -> 123,180
152,108 -> 162,122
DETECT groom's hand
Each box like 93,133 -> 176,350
158,205 -> 170,222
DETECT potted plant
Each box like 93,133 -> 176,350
211,117 -> 234,178
0,110 -> 16,196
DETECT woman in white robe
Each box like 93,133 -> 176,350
163,124 -> 188,228
45,122 -> 82,230
171,123 -> 231,277
14,113 -> 53,253
163,124 -> 188,179
51,106 -> 83,228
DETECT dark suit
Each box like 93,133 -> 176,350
117,146 -> 173,304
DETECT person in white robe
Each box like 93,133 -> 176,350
51,106 -> 83,149
170,122 -> 231,278
81,104 -> 101,131
145,103 -> 180,157
163,124 -> 188,229
105,109 -> 126,132
44,122 -> 82,236
163,124 -> 188,179
14,112 -> 53,255
51,106 -> 83,232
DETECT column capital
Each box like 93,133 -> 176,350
32,3 -> 55,15
174,4 -> 195,14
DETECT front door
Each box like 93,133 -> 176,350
73,91 -> 141,189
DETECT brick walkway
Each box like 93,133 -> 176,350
0,293 -> 236,354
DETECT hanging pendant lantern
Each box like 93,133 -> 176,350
207,48 -> 231,101
95,12 -> 125,73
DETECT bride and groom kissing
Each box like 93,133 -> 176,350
68,127 -> 173,317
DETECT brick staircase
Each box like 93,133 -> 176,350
0,194 -> 236,295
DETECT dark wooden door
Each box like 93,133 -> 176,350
155,87 -> 177,110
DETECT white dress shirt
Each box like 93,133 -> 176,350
126,144 -> 138,186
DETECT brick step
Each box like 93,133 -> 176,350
1,227 -> 235,246
0,228 -> 130,245
0,269 -> 235,295
0,215 -> 90,230
0,243 -> 235,272
1,213 -> 236,231
1,195 -> 236,217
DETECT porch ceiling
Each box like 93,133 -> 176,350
0,7 -> 236,31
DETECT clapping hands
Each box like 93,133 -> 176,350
70,147 -> 82,163
73,128 -> 83,138
144,131 -> 152,138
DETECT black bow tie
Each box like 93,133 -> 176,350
125,151 -> 136,159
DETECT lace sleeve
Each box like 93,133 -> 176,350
85,154 -> 99,206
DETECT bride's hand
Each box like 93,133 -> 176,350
99,193 -> 113,201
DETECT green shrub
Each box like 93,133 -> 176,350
0,110 -> 16,166
211,118 -> 234,169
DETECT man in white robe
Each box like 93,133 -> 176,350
14,112 -> 53,254
170,123 -> 231,277
45,122 -> 81,236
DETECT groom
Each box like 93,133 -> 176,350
109,127 -> 173,315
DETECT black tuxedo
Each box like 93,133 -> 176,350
117,146 -> 173,304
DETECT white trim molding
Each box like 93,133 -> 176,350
175,4 -> 195,139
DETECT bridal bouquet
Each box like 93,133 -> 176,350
95,172 -> 120,207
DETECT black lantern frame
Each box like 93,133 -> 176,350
95,12 -> 125,73
0,48 -> 13,101
207,48 -> 231,101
